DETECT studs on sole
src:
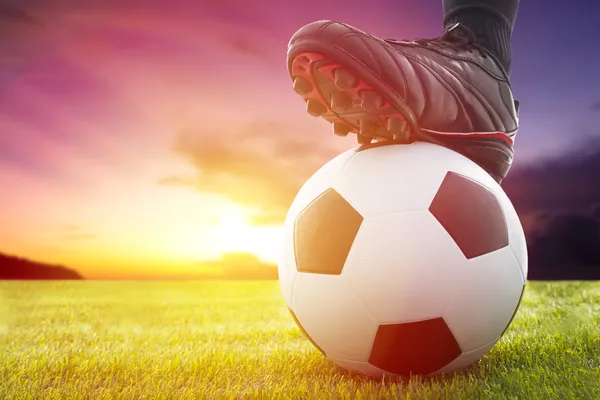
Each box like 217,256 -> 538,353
357,134 -> 373,144
359,118 -> 393,142
360,118 -> 378,137
334,68 -> 358,90
330,91 -> 353,113
360,90 -> 385,112
306,99 -> 327,117
387,117 -> 410,141
333,122 -> 351,137
293,77 -> 313,96
375,126 -> 393,140
291,53 -> 415,146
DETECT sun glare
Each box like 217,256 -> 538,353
215,206 -> 282,264
216,208 -> 248,236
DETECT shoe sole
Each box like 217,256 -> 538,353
289,50 -> 415,145
287,40 -> 514,182
288,44 -> 515,147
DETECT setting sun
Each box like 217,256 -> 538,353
214,206 -> 283,264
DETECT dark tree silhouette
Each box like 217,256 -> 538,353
526,213 -> 600,280
0,252 -> 83,280
591,203 -> 600,221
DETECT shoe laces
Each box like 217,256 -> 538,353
385,23 -> 488,58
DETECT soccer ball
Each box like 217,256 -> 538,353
278,141 -> 527,378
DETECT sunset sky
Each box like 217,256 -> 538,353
1,0 -> 599,278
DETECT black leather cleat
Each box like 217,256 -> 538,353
287,21 -> 520,183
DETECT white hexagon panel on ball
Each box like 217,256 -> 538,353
279,141 -> 527,378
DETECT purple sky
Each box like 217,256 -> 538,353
0,0 -> 598,275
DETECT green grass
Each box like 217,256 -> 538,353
1,281 -> 599,399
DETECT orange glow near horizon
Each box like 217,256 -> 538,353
0,157 -> 285,278
0,1 -> 429,279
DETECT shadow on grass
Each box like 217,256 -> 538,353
286,351 -> 481,385
290,335 -> 538,387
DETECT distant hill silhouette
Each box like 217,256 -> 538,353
521,212 -> 600,280
0,252 -> 84,280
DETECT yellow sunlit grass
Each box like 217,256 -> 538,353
2,281 -> 599,398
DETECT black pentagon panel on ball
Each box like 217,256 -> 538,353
294,188 -> 363,275
368,317 -> 462,376
429,171 -> 509,259
288,307 -> 326,355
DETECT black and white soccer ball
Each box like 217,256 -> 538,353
279,142 -> 527,378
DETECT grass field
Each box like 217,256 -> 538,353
1,281 -> 599,399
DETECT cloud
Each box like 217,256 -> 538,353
225,36 -> 276,63
169,122 -> 600,228
0,4 -> 45,62
501,136 -> 600,279
502,135 -> 600,215
195,252 -> 277,280
169,121 -> 341,224
591,101 -> 600,112
59,225 -> 97,241
0,5 -> 41,27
